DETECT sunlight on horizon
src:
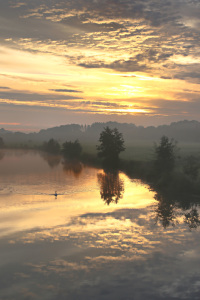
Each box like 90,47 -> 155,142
0,0 -> 200,130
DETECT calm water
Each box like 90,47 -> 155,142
0,150 -> 200,300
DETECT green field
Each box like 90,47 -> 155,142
82,141 -> 200,162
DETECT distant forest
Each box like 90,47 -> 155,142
1,120 -> 200,147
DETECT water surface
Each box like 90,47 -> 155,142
0,150 -> 200,300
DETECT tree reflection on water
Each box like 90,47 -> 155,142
149,174 -> 200,229
40,152 -> 61,168
97,170 -> 124,205
154,192 -> 177,228
0,150 -> 5,161
98,166 -> 200,229
38,151 -> 200,229
62,160 -> 83,178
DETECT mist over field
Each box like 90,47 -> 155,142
1,119 -> 200,160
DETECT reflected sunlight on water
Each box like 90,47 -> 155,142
0,151 -> 156,238
0,150 -> 200,300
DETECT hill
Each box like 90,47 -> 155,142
0,120 -> 199,160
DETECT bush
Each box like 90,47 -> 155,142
62,140 -> 82,159
43,139 -> 60,154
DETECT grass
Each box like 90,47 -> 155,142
178,143 -> 200,158
82,141 -> 200,162
83,141 -> 155,161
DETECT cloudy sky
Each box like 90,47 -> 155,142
0,0 -> 200,131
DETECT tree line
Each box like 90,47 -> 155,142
1,127 -> 200,229
42,138 -> 82,159
0,126 -> 199,180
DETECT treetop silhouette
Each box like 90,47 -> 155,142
96,127 -> 125,165
154,135 -> 177,174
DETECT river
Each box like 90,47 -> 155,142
0,150 -> 200,300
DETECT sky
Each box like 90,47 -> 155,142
0,0 -> 200,131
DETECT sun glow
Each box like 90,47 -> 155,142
110,73 -> 162,81
104,108 -> 150,114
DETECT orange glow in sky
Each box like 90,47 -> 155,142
0,1 -> 199,130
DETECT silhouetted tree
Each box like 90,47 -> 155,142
62,140 -> 82,159
154,136 -> 177,174
0,137 -> 5,148
43,138 -> 60,154
96,127 -> 125,165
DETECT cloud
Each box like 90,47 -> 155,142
20,0 -> 178,28
0,122 -> 20,125
49,89 -> 83,93
0,0 -> 199,128
145,98 -> 200,117
174,71 -> 200,82
79,58 -> 149,72
1,0 -> 198,84
0,86 -> 11,90
0,91 -> 83,102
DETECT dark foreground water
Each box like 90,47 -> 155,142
0,150 -> 200,300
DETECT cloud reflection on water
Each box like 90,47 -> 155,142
0,150 -> 200,299
1,205 -> 200,300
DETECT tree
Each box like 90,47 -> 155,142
183,155 -> 199,181
96,127 -> 125,163
154,135 -> 177,174
43,138 -> 60,154
62,140 -> 82,159
0,137 -> 5,149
